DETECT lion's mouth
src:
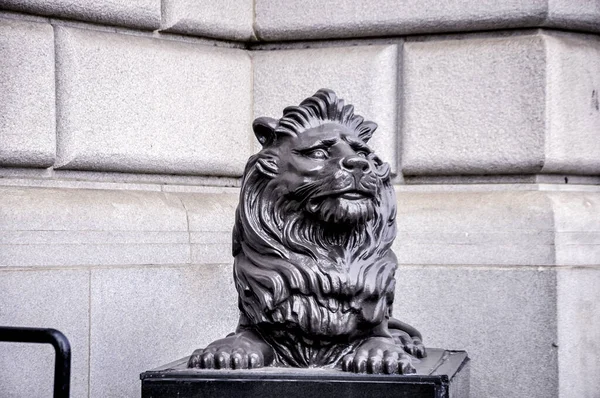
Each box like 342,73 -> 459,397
312,189 -> 374,201
306,189 -> 376,218
339,191 -> 369,200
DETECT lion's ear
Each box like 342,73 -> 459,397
256,157 -> 278,178
358,121 -> 378,143
253,117 -> 278,147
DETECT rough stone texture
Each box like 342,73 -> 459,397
394,265 -> 559,398
254,0 -> 545,41
543,32 -> 600,175
0,18 -> 55,168
394,190 -> 556,266
550,192 -> 600,266
254,0 -> 600,41
160,0 -> 254,41
557,268 -> 600,398
0,186 -> 190,267
0,0 -> 161,30
395,189 -> 600,267
548,0 -> 600,33
401,33 -> 547,176
89,264 -> 238,398
55,26 -> 253,176
404,174 -> 600,185
402,31 -> 600,177
179,191 -> 239,265
2,186 -> 598,269
0,269 -> 90,398
0,185 -> 597,398
253,44 -> 399,172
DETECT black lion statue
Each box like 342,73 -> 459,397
188,89 -> 425,374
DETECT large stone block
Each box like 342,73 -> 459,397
550,191 -> 600,266
0,18 -> 55,168
253,44 -> 399,172
394,189 -> 555,266
543,32 -> 600,175
394,188 -> 600,267
0,269 -> 90,398
394,265 -> 559,398
557,268 -> 600,398
548,0 -> 600,32
89,264 -> 238,398
160,0 -> 254,41
55,27 -> 253,176
0,186 -> 190,267
0,0 -> 161,30
401,31 -> 600,177
401,33 -> 546,176
394,265 -> 600,398
254,0 -> 599,41
178,190 -> 239,265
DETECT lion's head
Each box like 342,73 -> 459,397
232,89 -> 398,366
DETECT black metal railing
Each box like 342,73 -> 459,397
0,326 -> 71,398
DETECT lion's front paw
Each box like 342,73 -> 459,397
340,338 -> 416,375
188,346 -> 263,370
187,332 -> 274,370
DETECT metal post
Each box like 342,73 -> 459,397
0,326 -> 71,398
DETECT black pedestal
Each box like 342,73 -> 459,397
141,348 -> 469,398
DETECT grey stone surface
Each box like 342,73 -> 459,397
179,192 -> 239,264
54,26 -> 253,176
0,186 -> 190,267
0,167 -> 241,189
0,171 -> 241,192
548,0 -> 600,33
0,0 -> 161,30
557,268 -> 600,397
253,44 -> 399,172
394,190 -> 556,266
404,174 -> 600,186
254,0 -> 547,41
395,189 -> 600,267
89,264 -> 238,398
160,0 -> 254,41
254,0 -> 600,41
542,32 -> 600,175
0,269 -> 90,398
401,32 -> 547,176
394,265 -> 559,398
0,18 -> 55,168
402,31 -> 600,178
2,186 -> 598,268
400,183 -> 600,193
549,191 -> 600,266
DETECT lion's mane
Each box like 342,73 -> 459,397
232,89 -> 398,366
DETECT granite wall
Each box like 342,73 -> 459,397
0,1 -> 599,397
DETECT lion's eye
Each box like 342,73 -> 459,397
306,148 -> 328,160
356,151 -> 367,158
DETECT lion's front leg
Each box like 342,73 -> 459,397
188,328 -> 275,369
340,336 -> 416,374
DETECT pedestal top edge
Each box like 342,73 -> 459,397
140,348 -> 468,382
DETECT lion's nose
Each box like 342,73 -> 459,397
341,156 -> 371,173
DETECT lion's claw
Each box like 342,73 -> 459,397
391,330 -> 427,358
403,337 -> 426,358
